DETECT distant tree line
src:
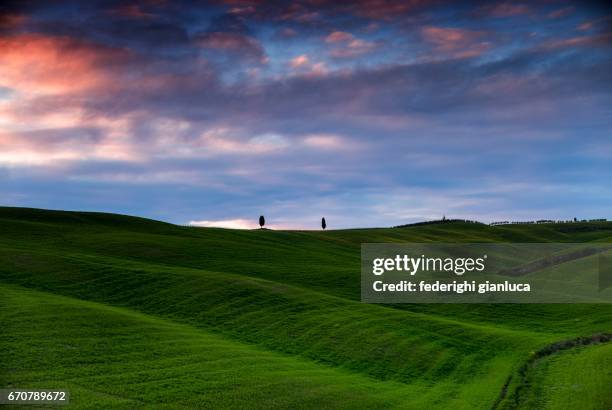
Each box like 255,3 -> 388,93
394,218 -> 483,228
394,217 -> 609,229
490,218 -> 607,226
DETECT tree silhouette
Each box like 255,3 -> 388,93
259,215 -> 265,229
321,217 -> 326,230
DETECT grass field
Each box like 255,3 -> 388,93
1,207 -> 611,408
518,342 -> 612,409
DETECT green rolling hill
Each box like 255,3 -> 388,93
1,207 -> 611,408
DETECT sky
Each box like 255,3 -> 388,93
1,0 -> 611,229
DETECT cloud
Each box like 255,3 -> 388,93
167,129 -> 291,157
0,34 -> 131,96
331,38 -> 377,58
302,134 -> 350,150
1,0 -> 611,228
277,3 -> 320,22
0,117 -> 142,167
109,4 -> 155,19
547,6 -> 575,19
197,32 -> 267,63
325,31 -> 354,43
420,26 -> 490,58
345,0 -> 432,19
540,32 -> 612,50
247,133 -> 289,151
480,3 -> 530,18
0,13 -> 26,30
188,218 -> 257,229
324,31 -> 378,58
279,27 -> 297,37
188,218 -> 297,230
290,54 -> 310,68
0,127 -> 125,167
288,54 -> 328,75
222,0 -> 432,22
227,5 -> 257,16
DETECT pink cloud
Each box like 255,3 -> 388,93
301,133 -> 362,151
0,92 -> 144,167
290,54 -> 310,68
273,0 -> 434,21
109,4 -> 155,19
278,3 -> 320,22
288,55 -> 328,76
347,0 -> 431,19
541,32 -> 612,50
481,3 -> 530,18
421,27 -> 476,48
420,26 -> 490,58
547,7 -> 575,19
302,134 -> 344,150
279,27 -> 297,37
325,31 -> 354,43
308,62 -> 329,76
0,124 -> 140,167
197,32 -> 266,63
0,131 -> 83,166
189,218 -> 258,229
324,31 -> 377,58
0,50 -> 203,165
228,5 -> 257,15
0,34 -> 130,96
330,38 -> 377,58
175,129 -> 290,157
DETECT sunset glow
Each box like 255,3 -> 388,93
1,1 -> 611,228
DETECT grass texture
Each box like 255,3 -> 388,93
1,207 -> 611,408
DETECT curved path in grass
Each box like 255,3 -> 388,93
494,334 -> 612,409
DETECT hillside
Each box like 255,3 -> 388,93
1,207 -> 612,409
